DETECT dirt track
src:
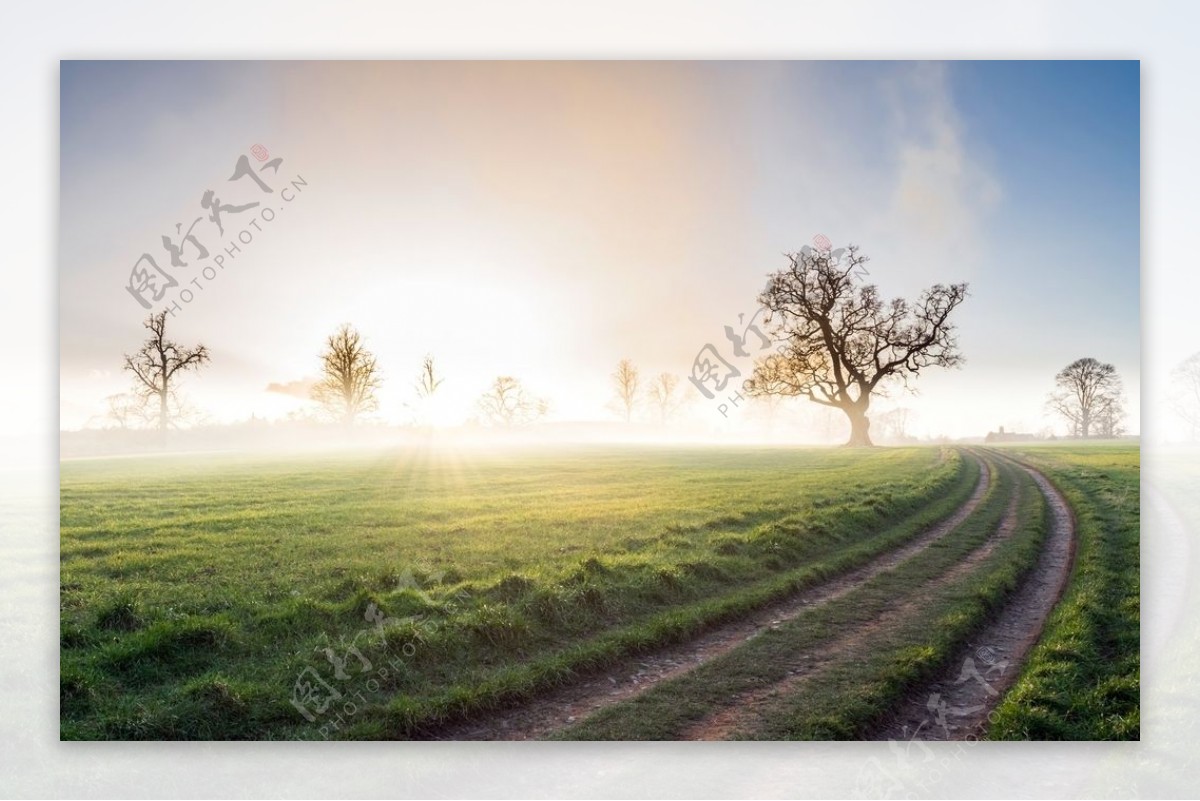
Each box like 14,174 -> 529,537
678,473 -> 1024,740
433,453 -> 993,741
428,450 -> 1075,742
872,454 -> 1077,741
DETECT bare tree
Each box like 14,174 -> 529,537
403,354 -> 446,427
875,407 -> 914,443
104,392 -> 150,430
745,244 -> 967,447
1171,352 -> 1200,440
646,372 -> 682,425
414,355 -> 444,399
1047,357 -> 1124,439
1094,395 -> 1126,439
122,312 -> 210,440
610,359 -> 641,423
311,324 -> 382,427
476,376 -> 547,428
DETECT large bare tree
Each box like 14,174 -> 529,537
1047,357 -> 1124,438
610,359 -> 641,423
476,376 -> 547,428
122,312 -> 210,440
745,245 -> 967,447
311,324 -> 382,427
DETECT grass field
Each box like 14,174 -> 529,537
559,450 -> 1046,739
59,442 -> 1138,740
986,444 -> 1140,740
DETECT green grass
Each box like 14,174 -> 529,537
753,457 -> 1047,739
59,441 -> 1142,740
558,453 -> 1048,740
985,443 -> 1140,740
61,444 -> 971,740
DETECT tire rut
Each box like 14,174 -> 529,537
677,465 -> 1023,741
871,450 -> 1076,741
430,451 -> 994,741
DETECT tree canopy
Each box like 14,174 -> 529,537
122,312 -> 210,438
1048,357 -> 1125,438
746,245 -> 967,446
311,324 -> 382,427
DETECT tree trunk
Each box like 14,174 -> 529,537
158,388 -> 169,449
843,405 -> 874,447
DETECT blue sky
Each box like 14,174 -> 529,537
952,60 -> 1139,346
59,61 -> 1140,437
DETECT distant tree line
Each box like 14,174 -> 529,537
603,359 -> 685,425
114,313 -> 702,441
111,238 -> 1132,446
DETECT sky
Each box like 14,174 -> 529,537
59,60 -> 1140,439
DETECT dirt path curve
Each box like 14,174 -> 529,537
432,452 -> 993,741
678,467 -> 1023,740
872,451 -> 1076,741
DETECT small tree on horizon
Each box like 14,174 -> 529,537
311,324 -> 382,427
1047,357 -> 1124,439
405,354 -> 446,427
875,407 -> 914,443
102,392 -> 152,430
647,372 -> 682,425
122,312 -> 210,443
1170,352 -> 1200,441
610,359 -> 641,423
1093,395 -> 1126,439
476,376 -> 547,428
414,355 -> 444,399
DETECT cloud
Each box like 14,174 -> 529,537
897,69 -> 999,223
870,62 -> 1002,291
265,378 -> 316,400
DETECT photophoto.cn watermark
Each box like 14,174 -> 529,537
853,645 -> 1010,799
287,567 -> 468,740
687,234 -> 869,419
123,144 -> 308,318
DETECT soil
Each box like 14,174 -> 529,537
870,456 -> 1076,741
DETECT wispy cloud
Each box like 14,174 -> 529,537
872,62 -> 1002,289
265,378 -> 316,399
